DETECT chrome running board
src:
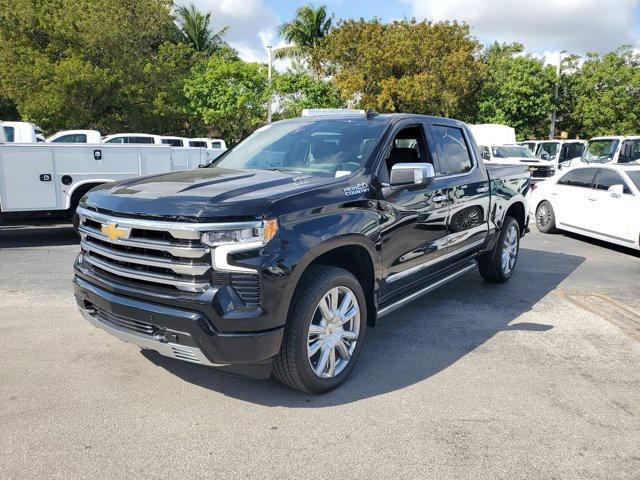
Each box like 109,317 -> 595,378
378,262 -> 476,318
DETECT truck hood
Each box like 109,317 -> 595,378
83,167 -> 339,221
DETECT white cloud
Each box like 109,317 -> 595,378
403,0 -> 640,54
181,0 -> 283,65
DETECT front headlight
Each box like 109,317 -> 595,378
201,219 -> 278,247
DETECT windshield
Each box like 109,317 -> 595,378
582,139 -> 619,163
212,119 -> 387,177
519,142 -> 536,152
536,142 -> 560,160
626,171 -> 640,190
492,146 -> 535,158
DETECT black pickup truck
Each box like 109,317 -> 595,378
74,112 -> 531,393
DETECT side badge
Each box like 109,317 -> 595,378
343,183 -> 370,196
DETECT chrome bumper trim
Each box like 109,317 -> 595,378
79,307 -> 227,367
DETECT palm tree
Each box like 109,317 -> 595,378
175,4 -> 229,54
276,5 -> 333,76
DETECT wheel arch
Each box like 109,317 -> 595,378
65,179 -> 112,210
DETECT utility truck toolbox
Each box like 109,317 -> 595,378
74,112 -> 531,394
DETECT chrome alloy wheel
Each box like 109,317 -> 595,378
501,224 -> 519,276
536,203 -> 552,229
307,286 -> 360,379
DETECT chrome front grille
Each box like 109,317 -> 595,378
77,207 -> 214,292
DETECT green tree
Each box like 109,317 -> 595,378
276,4 -> 333,77
184,57 -> 270,143
0,0 -> 201,135
274,71 -> 344,118
321,19 -> 483,119
175,4 -> 229,54
476,42 -> 556,140
565,47 -> 640,138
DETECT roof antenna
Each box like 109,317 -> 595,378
366,108 -> 379,119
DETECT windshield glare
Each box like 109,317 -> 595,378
492,146 -> 534,158
212,119 -> 386,177
536,142 -> 559,160
582,140 -> 619,163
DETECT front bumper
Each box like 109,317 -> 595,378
74,276 -> 284,378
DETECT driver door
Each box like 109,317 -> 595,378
377,123 -> 452,302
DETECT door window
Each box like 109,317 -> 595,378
52,133 -> 87,143
105,136 -> 125,144
382,125 -> 431,181
431,125 -> 473,176
161,138 -> 183,147
593,169 -> 632,194
3,126 -> 15,142
189,140 -> 207,148
619,139 -> 640,163
557,168 -> 598,188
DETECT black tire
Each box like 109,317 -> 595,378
535,200 -> 558,233
478,216 -> 520,283
273,265 -> 367,394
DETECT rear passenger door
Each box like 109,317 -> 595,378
552,167 -> 598,228
587,168 -> 636,242
426,121 -> 491,255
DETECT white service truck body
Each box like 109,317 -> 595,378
0,125 -> 224,218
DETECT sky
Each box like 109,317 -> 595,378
187,0 -> 640,68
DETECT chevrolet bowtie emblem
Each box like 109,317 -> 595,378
101,223 -> 130,241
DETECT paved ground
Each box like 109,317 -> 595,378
1,225 -> 639,479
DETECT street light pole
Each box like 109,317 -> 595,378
549,50 -> 566,139
267,44 -> 273,123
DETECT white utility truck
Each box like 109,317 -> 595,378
46,130 -> 102,144
568,136 -> 640,165
0,122 -> 226,223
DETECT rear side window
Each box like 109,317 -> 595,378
189,140 -> 207,147
52,134 -> 87,143
129,136 -> 155,144
593,169 -> 632,194
557,168 -> 597,188
161,138 -> 183,147
211,141 -> 222,148
431,125 -> 473,176
4,126 -> 15,142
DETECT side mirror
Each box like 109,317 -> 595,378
480,150 -> 490,161
390,163 -> 435,187
608,184 -> 624,197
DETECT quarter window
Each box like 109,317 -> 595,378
593,169 -> 631,194
557,168 -> 597,188
431,125 -> 473,176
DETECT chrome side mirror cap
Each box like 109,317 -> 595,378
390,163 -> 435,187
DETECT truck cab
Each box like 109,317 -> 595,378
537,140 -> 586,168
1,121 -> 44,143
570,136 -> 640,165
46,130 -> 102,144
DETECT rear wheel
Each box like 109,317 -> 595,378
535,200 -> 557,233
273,266 -> 367,394
478,216 -> 520,283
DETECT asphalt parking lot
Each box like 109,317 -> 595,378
1,225 -> 639,479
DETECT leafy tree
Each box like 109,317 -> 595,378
565,47 -> 640,138
321,19 -> 483,119
274,72 -> 344,118
276,4 -> 333,77
175,4 -> 229,54
184,57 -> 270,144
476,42 -> 556,140
0,0 -> 201,134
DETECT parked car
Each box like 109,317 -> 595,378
532,164 -> 640,250
73,112 -> 531,393
46,129 -> 102,144
479,144 -> 556,182
102,133 -> 162,144
0,122 -> 216,223
1,121 -> 44,143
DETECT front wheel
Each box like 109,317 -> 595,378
273,266 -> 367,394
478,216 -> 520,283
535,200 -> 557,233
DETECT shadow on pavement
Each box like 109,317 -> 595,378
144,247 -> 584,406
0,225 -> 78,248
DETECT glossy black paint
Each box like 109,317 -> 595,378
76,114 -> 530,370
